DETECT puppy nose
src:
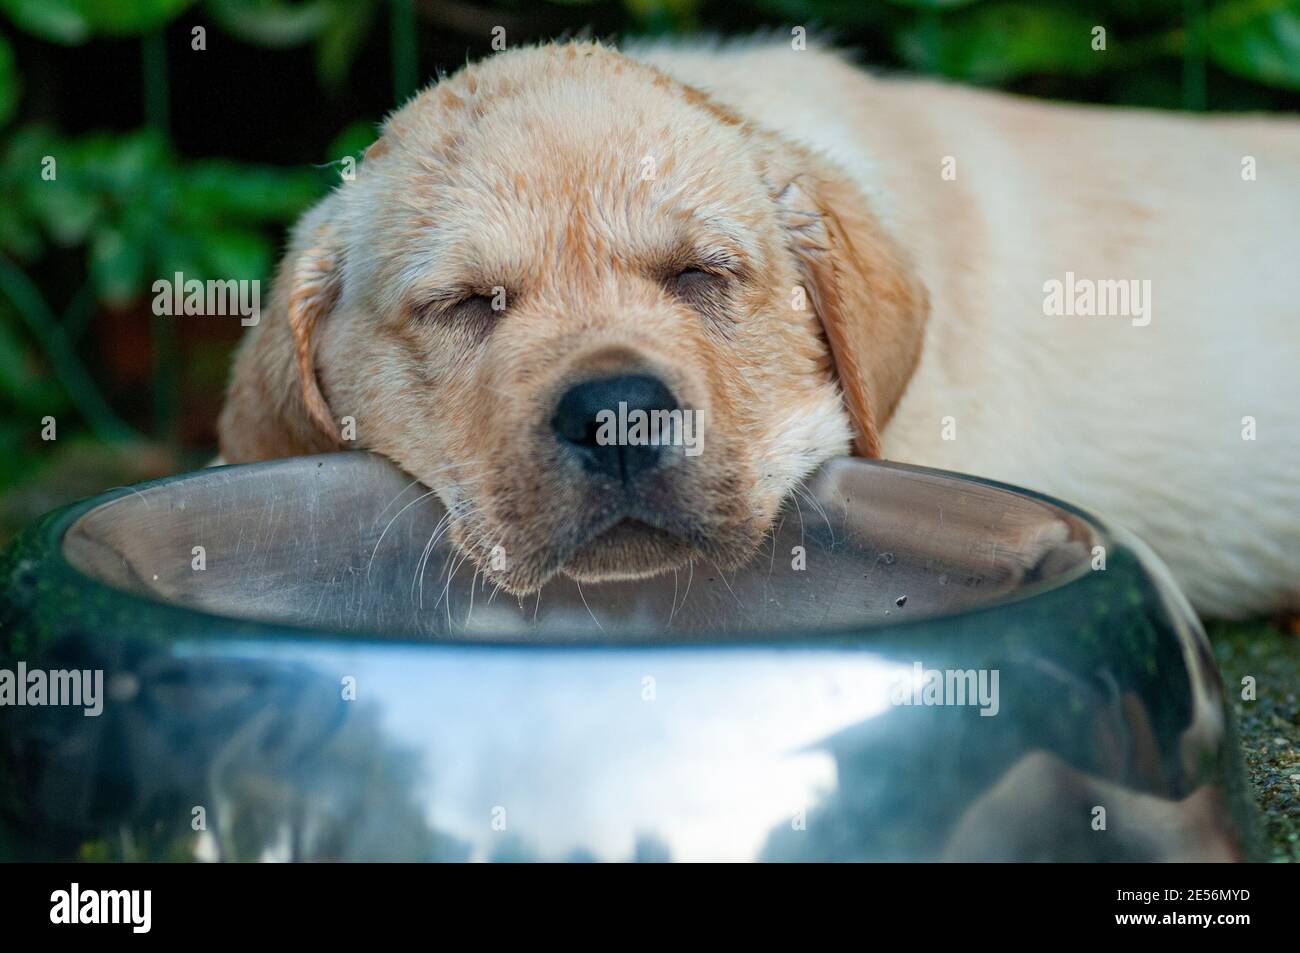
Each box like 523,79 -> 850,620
551,374 -> 679,482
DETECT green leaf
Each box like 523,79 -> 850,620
0,32 -> 18,126
87,129 -> 170,193
896,3 -> 1108,83
89,226 -> 146,303
0,128 -> 100,247
204,0 -> 333,47
0,0 -> 92,44
80,0 -> 195,35
1208,0 -> 1300,91
178,160 -> 323,221
0,0 -> 194,42
153,231 -> 206,285
0,122 -> 56,170
195,227 -> 272,282
2,125 -> 321,317
327,119 -> 380,164
29,177 -> 101,246
0,307 -> 64,410
0,126 -> 52,257
0,199 -> 42,258
316,0 -> 376,89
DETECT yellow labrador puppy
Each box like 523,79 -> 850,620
219,40 -> 1299,618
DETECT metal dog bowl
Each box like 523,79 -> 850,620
0,452 -> 1257,860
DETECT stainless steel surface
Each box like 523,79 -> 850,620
0,452 -> 1256,861
62,453 -> 1098,640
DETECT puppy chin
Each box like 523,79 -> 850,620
469,515 -> 762,597
558,519 -> 696,584
455,463 -> 777,595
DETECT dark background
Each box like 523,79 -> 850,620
0,0 -> 1297,858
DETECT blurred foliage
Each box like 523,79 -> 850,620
204,0 -> 379,89
1208,0 -> 1300,90
894,3 -> 1108,84
753,0 -> 1300,92
0,31 -> 16,125
0,126 -> 323,301
0,0 -> 1297,520
0,0 -> 197,43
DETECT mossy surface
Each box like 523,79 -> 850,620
1208,619 -> 1300,862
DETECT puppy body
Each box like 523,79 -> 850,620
638,41 -> 1300,618
221,40 -> 1299,617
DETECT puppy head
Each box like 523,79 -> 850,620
219,41 -> 927,595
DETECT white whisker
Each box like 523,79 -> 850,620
369,488 -> 440,581
575,580 -> 605,635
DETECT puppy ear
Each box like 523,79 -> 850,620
772,150 -> 929,458
218,200 -> 343,461
286,235 -> 342,441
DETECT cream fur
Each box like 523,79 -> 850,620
640,40 -> 1300,617
220,38 -> 1298,617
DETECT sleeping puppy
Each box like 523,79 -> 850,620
218,39 -> 1300,618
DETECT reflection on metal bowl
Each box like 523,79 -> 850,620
0,452 -> 1258,861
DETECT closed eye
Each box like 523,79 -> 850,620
666,267 -> 729,308
411,288 -> 507,327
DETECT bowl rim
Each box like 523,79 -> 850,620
18,452 -> 1131,650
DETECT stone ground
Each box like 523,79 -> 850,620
1208,619 -> 1300,862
